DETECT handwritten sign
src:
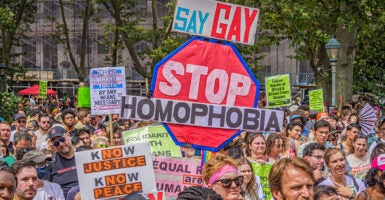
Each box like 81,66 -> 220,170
123,125 -> 181,157
75,143 -> 157,199
309,89 -> 324,112
39,80 -> 47,99
78,87 -> 91,108
265,74 -> 291,108
153,157 -> 202,199
90,67 -> 126,115
173,0 -> 260,45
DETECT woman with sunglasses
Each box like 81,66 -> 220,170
346,134 -> 370,180
356,154 -> 385,199
318,148 -> 366,199
203,154 -> 243,200
245,133 -> 268,164
237,157 -> 263,200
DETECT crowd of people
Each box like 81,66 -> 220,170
0,95 -> 384,200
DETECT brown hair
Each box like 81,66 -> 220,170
268,157 -> 314,192
324,148 -> 344,166
266,133 -> 284,155
237,157 -> 258,199
244,132 -> 265,157
77,109 -> 90,122
202,154 -> 237,185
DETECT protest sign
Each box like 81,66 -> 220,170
153,157 -> 202,199
251,162 -> 273,200
78,87 -> 91,108
75,143 -> 157,199
265,74 -> 291,108
121,95 -> 284,133
39,80 -> 47,99
173,0 -> 260,45
309,89 -> 324,112
90,67 -> 126,115
123,124 -> 182,157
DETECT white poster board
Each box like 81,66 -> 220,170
75,143 -> 157,199
90,66 -> 126,115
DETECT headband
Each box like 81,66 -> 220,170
208,165 -> 238,185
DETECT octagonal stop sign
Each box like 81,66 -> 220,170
151,37 -> 260,151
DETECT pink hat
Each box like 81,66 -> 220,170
371,154 -> 385,170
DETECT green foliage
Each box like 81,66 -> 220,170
0,92 -> 22,122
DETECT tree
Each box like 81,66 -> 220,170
0,1 -> 36,89
56,0 -> 92,82
231,0 -> 384,105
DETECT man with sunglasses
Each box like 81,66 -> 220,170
34,113 -> 51,150
0,166 -> 16,200
48,124 -> 78,197
10,114 -> 27,144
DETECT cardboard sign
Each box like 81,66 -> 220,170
173,0 -> 260,45
121,95 -> 284,133
151,37 -> 262,151
75,143 -> 157,199
90,67 -> 126,115
265,74 -> 291,108
251,162 -> 273,200
39,80 -> 47,99
123,125 -> 182,157
309,89 -> 324,112
78,87 -> 91,108
153,157 -> 202,199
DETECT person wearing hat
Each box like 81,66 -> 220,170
10,113 -> 27,143
48,124 -> 78,197
356,154 -> 385,199
22,149 -> 65,199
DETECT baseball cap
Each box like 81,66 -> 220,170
14,113 -> 26,120
371,154 -> 385,171
22,149 -> 51,163
48,125 -> 66,140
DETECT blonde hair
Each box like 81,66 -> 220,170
93,136 -> 109,148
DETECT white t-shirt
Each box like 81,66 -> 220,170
346,153 -> 370,180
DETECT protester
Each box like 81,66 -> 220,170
318,148 -> 366,199
93,136 -> 109,148
245,133 -> 267,164
74,109 -> 91,130
11,114 -> 27,140
346,134 -> 370,180
177,186 -> 223,200
236,157 -> 263,200
370,143 -> 385,162
298,120 -> 334,157
0,121 -> 14,154
35,113 -> 51,150
284,121 -> 303,157
369,117 -> 385,153
313,185 -> 339,200
340,123 -> 361,155
112,128 -> 123,146
269,157 -> 314,200
61,109 -> 77,136
13,132 -> 33,162
203,154 -> 243,200
302,143 -> 327,184
22,150 -> 65,199
74,128 -> 92,147
11,160 -> 49,200
356,154 -> 385,199
0,139 -> 14,167
0,165 -> 16,200
48,124 -> 78,197
265,133 -> 284,163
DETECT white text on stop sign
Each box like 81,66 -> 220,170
159,61 -> 252,106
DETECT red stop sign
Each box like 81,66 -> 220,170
151,37 -> 260,151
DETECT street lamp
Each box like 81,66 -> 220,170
325,36 -> 341,107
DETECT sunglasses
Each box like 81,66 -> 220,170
53,137 -> 66,147
214,176 -> 243,188
17,120 -> 26,124
96,144 -> 109,148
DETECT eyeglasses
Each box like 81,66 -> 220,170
112,118 -> 118,121
17,120 -> 27,124
214,176 -> 243,188
53,137 -> 66,147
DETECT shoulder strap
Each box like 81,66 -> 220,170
347,174 -> 359,192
